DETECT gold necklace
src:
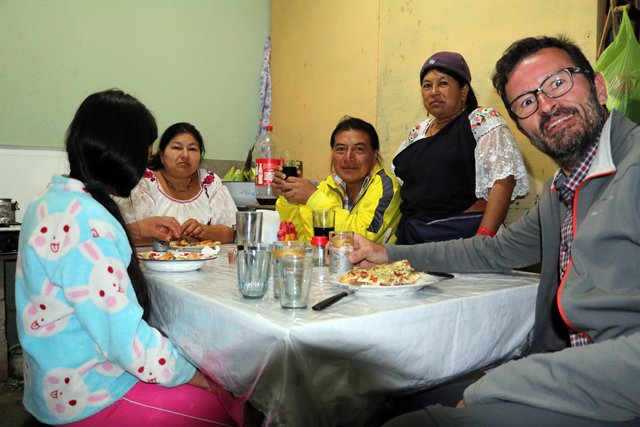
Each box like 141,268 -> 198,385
161,169 -> 194,193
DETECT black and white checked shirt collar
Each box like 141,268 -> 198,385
551,141 -> 599,347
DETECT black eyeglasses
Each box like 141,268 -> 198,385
508,67 -> 590,119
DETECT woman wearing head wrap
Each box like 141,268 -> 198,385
393,51 -> 529,244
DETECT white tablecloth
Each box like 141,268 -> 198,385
144,247 -> 539,426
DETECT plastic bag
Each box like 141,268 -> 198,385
594,8 -> 640,124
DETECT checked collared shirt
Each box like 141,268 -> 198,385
551,141 -> 599,347
331,173 -> 371,211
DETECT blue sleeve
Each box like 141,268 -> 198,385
59,234 -> 196,387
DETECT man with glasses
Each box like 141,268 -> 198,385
356,36 -> 640,426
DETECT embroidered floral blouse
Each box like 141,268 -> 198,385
114,169 -> 237,227
394,106 -> 529,200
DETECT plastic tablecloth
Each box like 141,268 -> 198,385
144,248 -> 539,426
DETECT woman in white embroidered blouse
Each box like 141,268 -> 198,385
393,51 -> 529,244
114,122 -> 237,244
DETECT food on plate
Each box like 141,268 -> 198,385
277,221 -> 298,241
338,260 -> 423,286
169,239 -> 221,248
200,245 -> 219,257
138,251 -> 205,261
156,252 -> 178,260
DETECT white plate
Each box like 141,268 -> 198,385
138,251 -> 216,273
331,273 -> 441,296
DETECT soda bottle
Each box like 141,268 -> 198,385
254,125 -> 282,205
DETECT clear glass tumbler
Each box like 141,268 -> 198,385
279,253 -> 313,309
272,240 -> 306,298
312,210 -> 335,238
328,231 -> 354,275
237,243 -> 272,299
236,211 -> 263,249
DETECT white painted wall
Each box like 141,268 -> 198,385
0,147 -> 69,223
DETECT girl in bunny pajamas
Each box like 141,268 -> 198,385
16,90 -> 243,426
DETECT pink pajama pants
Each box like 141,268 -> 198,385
63,381 -> 244,427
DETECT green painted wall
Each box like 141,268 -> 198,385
0,0 -> 270,160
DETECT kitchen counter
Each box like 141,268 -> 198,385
0,226 -> 19,380
1,253 -> 18,380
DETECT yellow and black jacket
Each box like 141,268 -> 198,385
276,162 -> 401,243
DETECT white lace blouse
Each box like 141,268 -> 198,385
394,106 -> 529,200
114,168 -> 237,227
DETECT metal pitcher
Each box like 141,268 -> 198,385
0,198 -> 19,224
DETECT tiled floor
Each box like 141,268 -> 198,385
0,378 -> 46,427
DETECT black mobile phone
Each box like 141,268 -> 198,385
283,165 -> 298,179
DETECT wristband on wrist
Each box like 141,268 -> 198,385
476,226 -> 497,237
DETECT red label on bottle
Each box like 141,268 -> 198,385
255,158 -> 283,186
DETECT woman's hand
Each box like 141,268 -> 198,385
127,216 -> 181,242
456,399 -> 466,408
180,219 -> 206,240
180,222 -> 234,243
348,234 -> 389,268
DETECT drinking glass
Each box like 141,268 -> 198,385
282,159 -> 298,179
312,210 -> 335,238
236,211 -> 263,249
237,243 -> 272,299
279,253 -> 313,308
328,230 -> 354,275
272,240 -> 307,298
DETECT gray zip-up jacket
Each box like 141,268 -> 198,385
386,111 -> 640,422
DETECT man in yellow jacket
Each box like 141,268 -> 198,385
272,116 -> 402,243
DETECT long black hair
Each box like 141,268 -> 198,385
148,122 -> 205,170
66,89 -> 157,318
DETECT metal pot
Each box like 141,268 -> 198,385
0,198 -> 19,225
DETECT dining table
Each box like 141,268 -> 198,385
143,245 -> 540,426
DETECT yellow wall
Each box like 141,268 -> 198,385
271,0 -> 379,181
377,0 -> 601,221
272,0 -> 602,222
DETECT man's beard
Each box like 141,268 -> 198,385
526,92 -> 607,172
